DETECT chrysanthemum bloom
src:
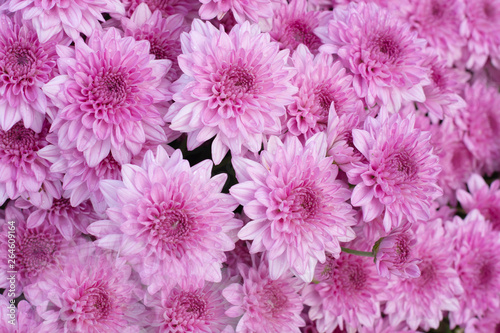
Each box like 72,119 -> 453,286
286,45 -> 364,142
1,0 -> 125,42
122,0 -> 199,19
0,15 -> 58,133
446,210 -> 500,327
303,252 -> 388,333
198,0 -> 274,23
87,146 -> 242,294
146,279 -> 237,332
24,243 -> 146,333
403,0 -> 466,65
44,28 -> 172,168
231,134 -> 356,281
457,174 -> 500,231
383,220 -> 463,331
0,120 -> 60,207
315,2 -> 430,113
0,204 -> 77,294
464,308 -> 500,333
269,0 -> 329,54
122,3 -> 189,82
461,0 -> 500,70
347,113 -> 442,231
223,259 -> 305,332
460,80 -> 500,175
373,223 -> 421,279
0,295 -> 42,333
416,52 -> 468,123
166,20 -> 297,164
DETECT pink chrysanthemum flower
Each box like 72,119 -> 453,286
460,80 -> 500,175
229,133 -> 356,282
198,0 -> 274,23
457,174 -> 500,231
44,28 -> 172,168
0,295 -> 42,333
0,15 -> 58,133
316,2 -> 430,113
404,0 -> 466,65
223,259 -> 305,332
0,120 -> 59,206
0,204 -> 77,294
122,3 -> 189,82
166,20 -> 297,164
146,279 -> 237,332
373,222 -> 421,279
464,308 -> 500,333
24,243 -> 146,333
348,113 -> 442,231
269,0 -> 329,54
122,0 -> 199,19
461,0 -> 500,70
87,146 -> 242,294
383,220 -> 463,331
230,134 -> 356,281
1,0 -> 125,42
416,52 -> 468,123
446,210 -> 500,327
303,252 -> 388,333
286,44 -> 363,142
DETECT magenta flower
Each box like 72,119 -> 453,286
446,210 -> 500,327
383,220 -> 463,331
286,44 -> 364,142
303,252 -> 388,332
23,243 -> 146,333
269,0 -> 329,54
373,223 -> 421,279
316,2 -> 430,113
0,15 -> 57,133
348,113 -> 442,231
198,0 -> 274,23
2,0 -> 125,42
223,259 -> 305,332
87,146 -> 242,294
121,3 -> 189,82
230,134 -> 356,281
166,20 -> 297,164
0,295 -> 42,333
44,27 -> 172,168
457,174 -> 500,231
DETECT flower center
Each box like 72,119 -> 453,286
395,234 -> 411,265
224,66 -> 255,95
315,85 -> 334,115
50,197 -> 72,214
372,33 -> 401,62
88,71 -> 129,113
285,187 -> 320,222
389,150 -> 418,181
284,20 -> 321,51
17,229 -> 60,278
0,122 -> 40,162
5,43 -> 37,82
78,287 -> 112,321
164,290 -> 210,328
340,261 -> 367,291
95,153 -> 121,178
416,260 -> 437,287
476,259 -> 495,286
260,282 -> 288,316
430,0 -> 445,18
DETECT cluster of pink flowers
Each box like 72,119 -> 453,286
1,0 -> 500,332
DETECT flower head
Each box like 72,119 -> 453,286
348,113 -> 442,231
316,2 -> 430,113
87,146 -> 242,294
230,133 -> 356,281
166,20 -> 297,164
44,28 -> 172,168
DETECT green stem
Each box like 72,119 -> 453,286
341,247 -> 374,258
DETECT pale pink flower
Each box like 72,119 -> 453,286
198,0 -> 274,23
0,295 -> 42,333
166,20 -> 297,164
373,223 -> 421,279
0,15 -> 58,133
44,28 -> 172,168
461,0 -> 500,70
460,80 -> 500,175
23,243 -> 146,333
121,3 -> 189,82
457,174 -> 500,231
287,44 -> 363,142
348,113 -> 442,231
1,0 -> 125,42
446,210 -> 500,327
87,146 -> 242,294
316,2 -> 430,113
269,0 -> 329,54
303,252 -> 388,333
230,134 -> 356,281
223,259 -> 305,332
383,220 -> 463,331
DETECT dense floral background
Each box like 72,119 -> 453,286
0,0 -> 500,332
